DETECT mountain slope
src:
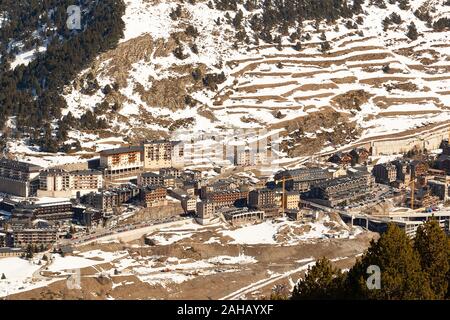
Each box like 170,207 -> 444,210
4,0 -> 450,165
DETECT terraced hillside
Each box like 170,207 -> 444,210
5,0 -> 450,163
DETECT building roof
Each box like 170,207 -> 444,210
70,169 -> 103,176
0,158 -> 42,172
0,248 -> 23,253
275,167 -> 329,181
99,146 -> 143,156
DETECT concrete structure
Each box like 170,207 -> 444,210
369,125 -> 450,156
100,146 -> 144,178
308,173 -> 375,207
82,185 -> 140,212
13,227 -> 57,248
38,169 -> 103,197
12,198 -> 73,222
168,188 -> 196,214
143,141 -> 184,170
248,188 -> 275,208
406,187 -> 440,209
274,167 -> 330,192
372,163 -> 397,184
427,179 -> 448,201
140,186 -> 167,208
410,160 -> 428,178
220,207 -> 264,225
284,191 -> 300,210
0,159 -> 42,197
196,201 -> 215,225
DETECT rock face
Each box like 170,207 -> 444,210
61,0 -> 450,156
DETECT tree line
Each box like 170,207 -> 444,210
0,0 -> 125,152
288,220 -> 450,300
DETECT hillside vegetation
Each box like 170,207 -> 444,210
1,0 -> 450,159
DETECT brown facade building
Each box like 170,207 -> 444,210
248,189 -> 275,208
372,163 -> 397,184
100,146 -> 144,178
206,190 -> 248,209
141,186 -> 167,207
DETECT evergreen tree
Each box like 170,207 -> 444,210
398,0 -> 410,10
345,224 -> 434,300
26,244 -> 34,259
320,41 -> 331,53
414,220 -> 450,299
292,258 -> 345,300
1,273 -> 5,280
406,22 -> 418,40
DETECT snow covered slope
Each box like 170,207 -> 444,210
57,0 -> 450,158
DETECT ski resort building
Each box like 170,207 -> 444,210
0,159 -> 42,197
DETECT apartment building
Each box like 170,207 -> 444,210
159,167 -> 182,178
83,185 -> 140,212
284,191 -> 300,210
38,169 -> 103,197
11,199 -> 73,222
248,189 -> 275,208
349,147 -> 370,164
0,232 -> 5,247
0,158 -> 42,197
372,163 -> 397,184
274,167 -> 330,192
392,160 -> 412,186
206,190 -> 248,209
138,172 -> 177,188
234,148 -> 268,167
140,186 -> 167,208
13,227 -> 57,248
138,172 -> 164,186
427,179 -> 448,201
99,146 -> 144,178
196,201 -> 215,225
308,173 -> 375,207
143,141 -> 184,170
168,188 -> 197,213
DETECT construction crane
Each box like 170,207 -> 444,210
409,177 -> 415,210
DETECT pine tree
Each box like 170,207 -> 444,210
398,0 -> 410,10
291,258 -> 345,300
345,224 -> 434,299
406,22 -> 418,40
414,220 -> 450,299
320,41 -> 331,53
1,273 -> 5,280
26,244 -> 34,259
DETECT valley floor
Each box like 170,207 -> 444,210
2,218 -> 377,300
